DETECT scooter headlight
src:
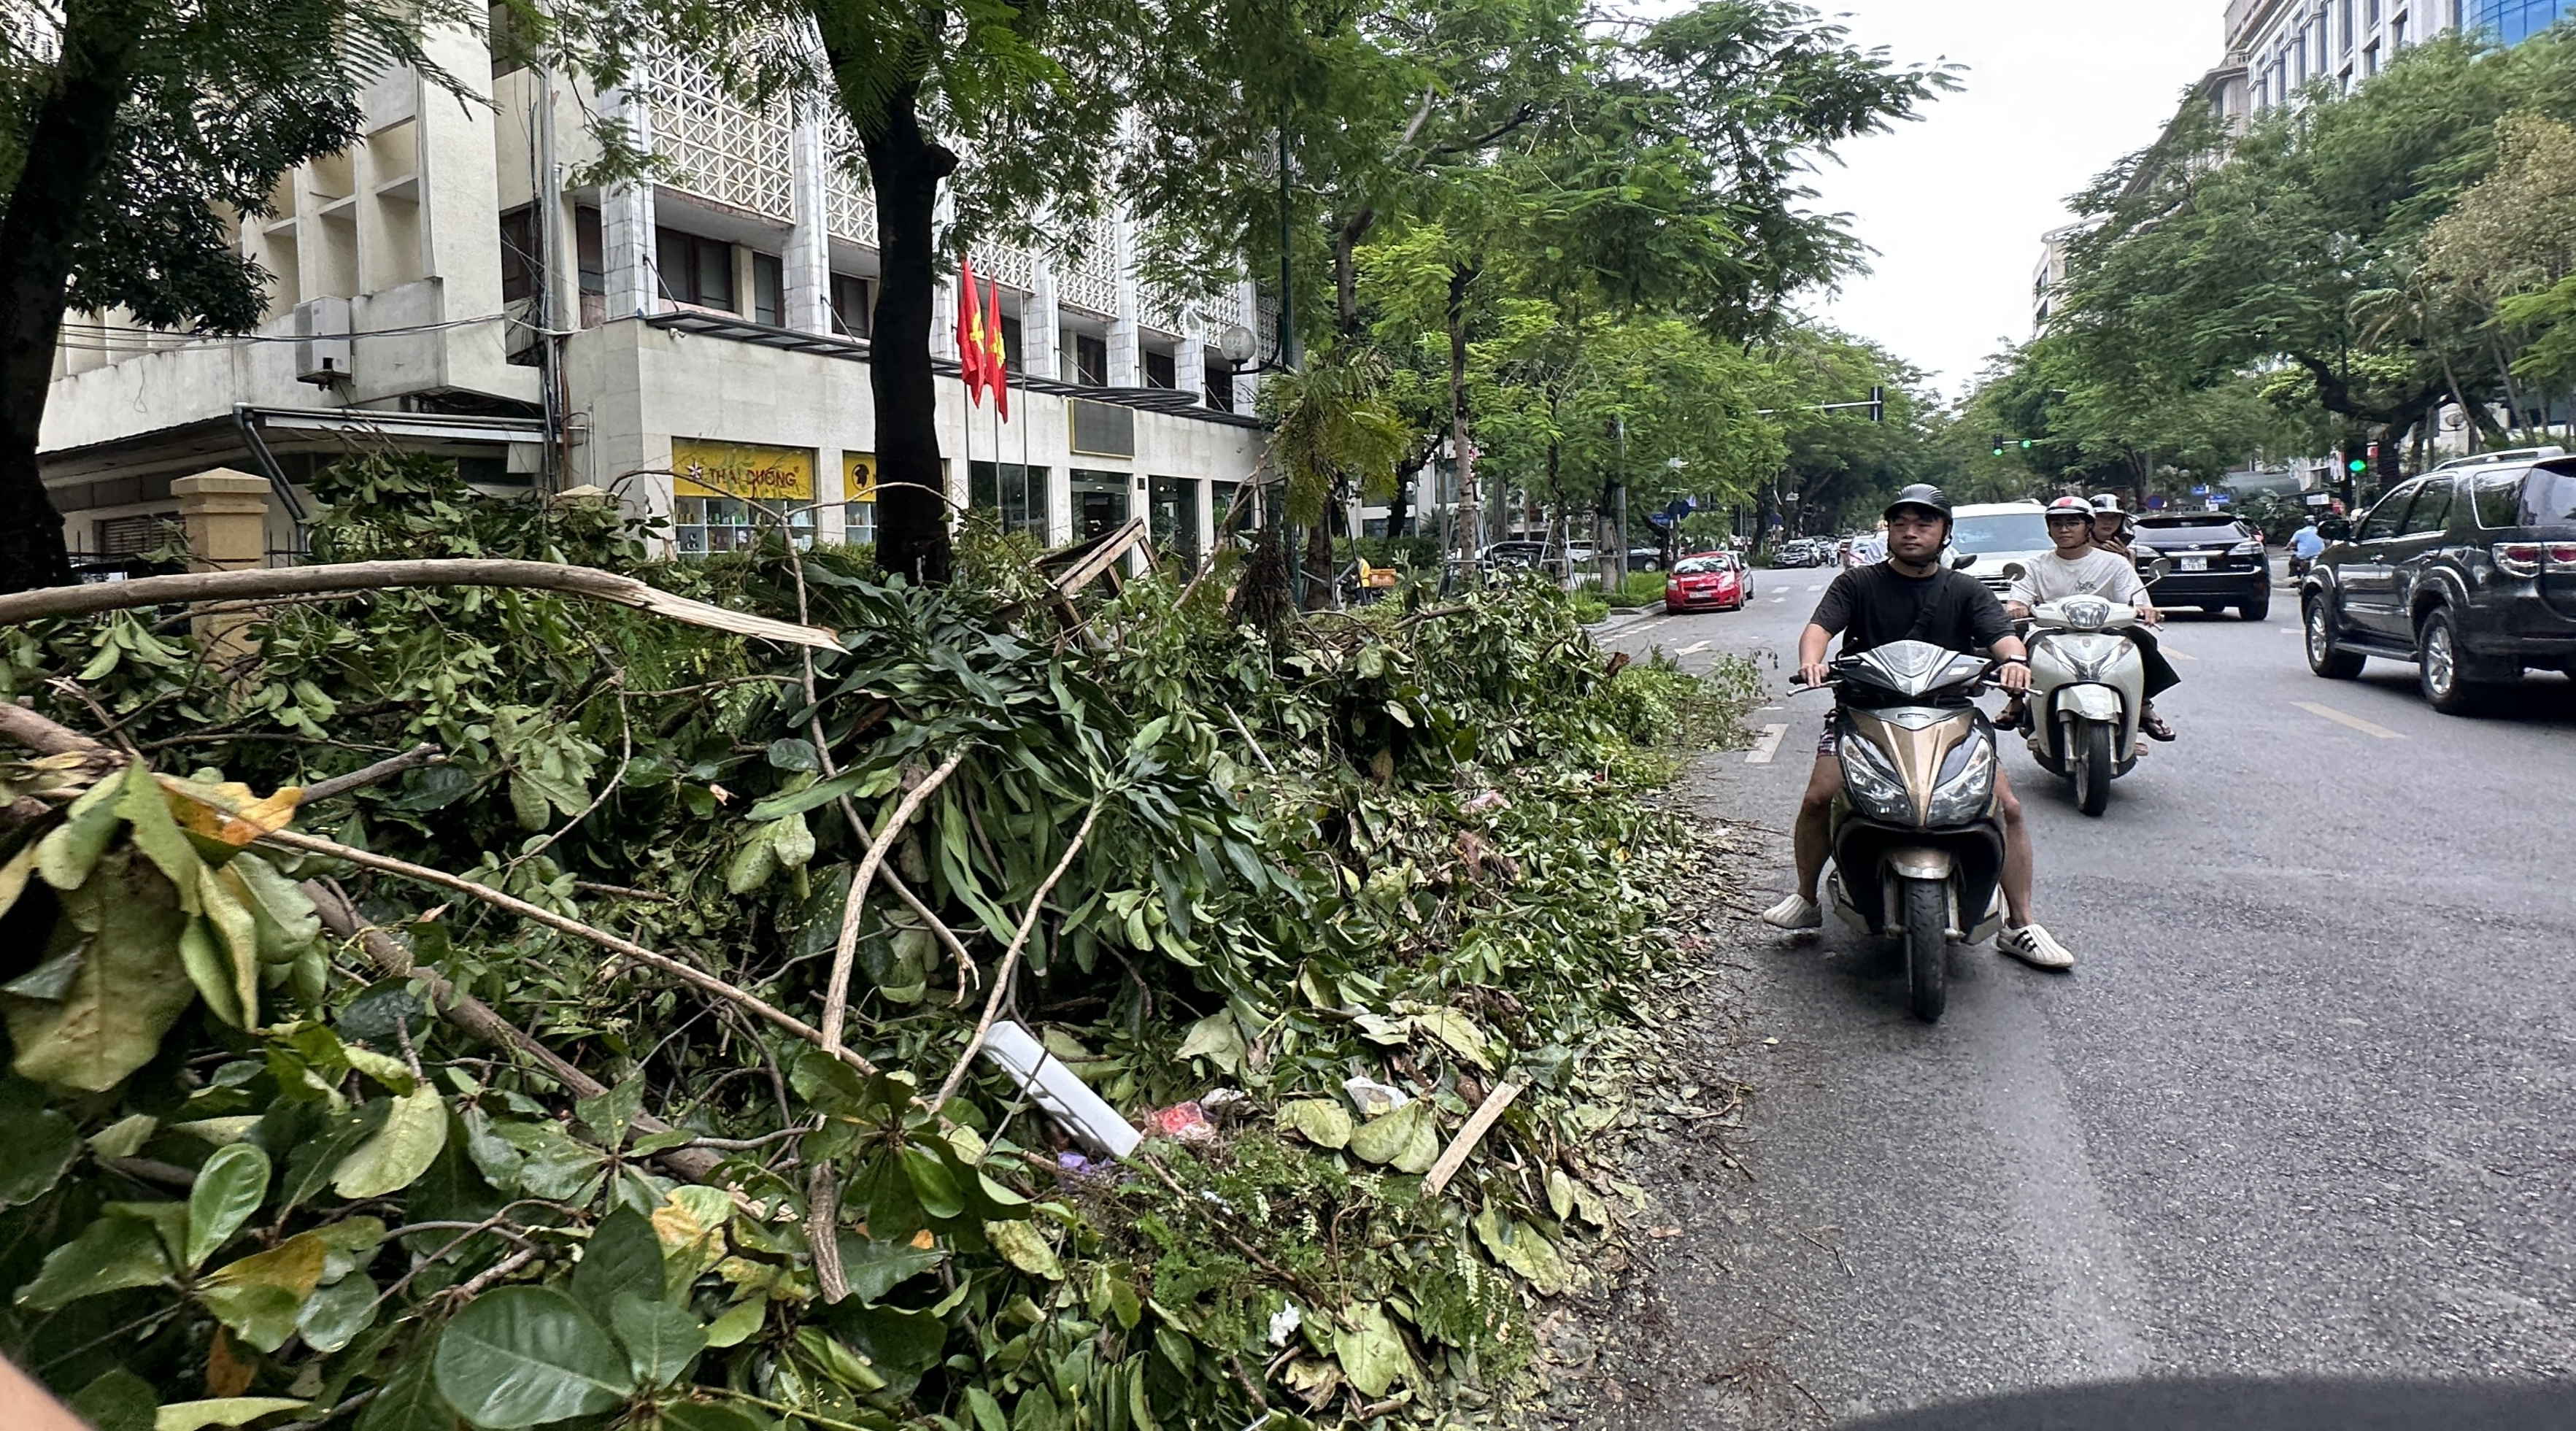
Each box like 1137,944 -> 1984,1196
2059,595 -> 2113,631
1924,736 -> 1997,825
2041,630 -> 2125,683
1838,738 -> 1912,822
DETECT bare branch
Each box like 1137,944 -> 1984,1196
820,748 -> 971,1056
298,743 -> 445,803
930,801 -> 1100,1112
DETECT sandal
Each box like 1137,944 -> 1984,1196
2141,709 -> 2175,741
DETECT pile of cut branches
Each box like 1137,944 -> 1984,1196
0,454 -> 1752,1431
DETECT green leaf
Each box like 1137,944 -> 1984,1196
185,1143 -> 272,1270
701,1295 -> 766,1349
15,1212 -> 172,1309
573,1077 -> 643,1153
659,1405 -> 763,1431
963,1387 -> 1009,1431
34,776 -> 125,891
1276,1099 -> 1352,1150
770,812 -> 817,871
231,852 -> 322,965
834,1233 -> 944,1303
199,1232 -> 328,1352
1471,1205 -> 1572,1295
982,1219 -> 1063,1280
433,1286 -> 636,1429
833,1300 -> 949,1382
1331,1302 -> 1412,1400
0,1101 -> 80,1208
333,1088 -> 449,1200
793,1327 -> 887,1393
354,1346 -> 458,1431
766,737 -> 821,771
153,1398 -> 309,1431
0,841 -> 44,922
724,830 -> 777,895
1174,1011 -> 1244,1074
178,917 -> 244,1029
196,868 -> 261,1026
1348,1099 -> 1441,1174
298,1271 -> 379,1354
901,1146 -> 965,1221
1409,1008 -> 1495,1071
569,1207 -> 666,1324
7,847 -> 196,1092
69,1368 -> 157,1431
609,1291 -> 705,1386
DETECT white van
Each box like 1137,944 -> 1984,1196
1946,501 -> 2054,595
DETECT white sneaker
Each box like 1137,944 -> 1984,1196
1761,893 -> 1824,930
1997,922 -> 2075,971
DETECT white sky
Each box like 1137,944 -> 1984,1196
1794,1 -> 2223,401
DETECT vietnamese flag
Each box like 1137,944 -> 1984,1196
984,279 -> 1010,421
956,255 -> 988,406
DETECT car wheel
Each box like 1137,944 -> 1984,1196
2418,608 -> 2500,715
2238,591 -> 2270,622
2305,597 -> 2364,679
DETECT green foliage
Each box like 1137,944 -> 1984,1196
0,457 -> 1758,1427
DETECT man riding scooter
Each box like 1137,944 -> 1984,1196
1761,485 -> 2078,971
2001,495 -> 2180,743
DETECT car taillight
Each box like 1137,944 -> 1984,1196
2494,541 -> 2546,577
2229,539 -> 2263,555
2550,544 -> 2576,571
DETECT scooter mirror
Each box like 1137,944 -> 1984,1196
1951,551 -> 1975,569
2142,558 -> 2171,586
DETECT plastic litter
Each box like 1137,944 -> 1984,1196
979,1019 -> 1142,1158
1143,1100 -> 1216,1143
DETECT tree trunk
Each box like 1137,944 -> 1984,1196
1300,484 -> 1338,611
1446,263 -> 1478,562
0,0 -> 150,594
833,63 -> 955,586
1333,208 -> 1374,340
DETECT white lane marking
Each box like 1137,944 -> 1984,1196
2161,643 -> 2196,661
1677,640 -> 1711,655
1746,723 -> 1790,764
1770,596 -> 1788,603
1619,617 -> 1670,640
1807,583 -> 1824,591
2294,701 -> 2404,740
2280,626 -> 2300,634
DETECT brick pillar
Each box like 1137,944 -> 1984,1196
172,470 -> 274,661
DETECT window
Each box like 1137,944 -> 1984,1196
2393,12 -> 2408,47
752,253 -> 782,326
655,229 -> 733,311
2366,40 -> 2382,72
575,208 -> 603,296
2357,482 -> 2421,541
1071,469 -> 1130,542
1144,349 -> 1176,390
1149,476 -> 1199,566
1074,333 -> 1108,386
499,207 -> 539,304
2341,0 -> 2356,49
2401,477 -> 2454,535
830,274 -> 871,338
1205,359 -> 1236,413
1211,481 -> 1255,536
843,500 -> 875,546
968,461 -> 1051,539
998,315 -> 1022,375
674,497 -> 812,554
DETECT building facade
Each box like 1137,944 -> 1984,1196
42,25 -> 1269,571
2229,0 -> 2573,112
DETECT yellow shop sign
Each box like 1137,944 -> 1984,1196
673,440 -> 815,501
844,452 -> 879,503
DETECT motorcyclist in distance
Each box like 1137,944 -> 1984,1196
2002,495 -> 2179,742
1760,485 -> 2078,971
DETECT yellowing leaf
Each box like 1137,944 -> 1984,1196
1348,1100 -> 1441,1174
331,1088 -> 448,1200
1277,1099 -> 1353,1150
703,1295 -> 766,1349
1175,1011 -> 1245,1074
1471,1206 -> 1572,1295
199,1233 -> 328,1352
0,841 -> 42,922
982,1219 -> 1063,1280
154,1397 -> 308,1431
165,779 -> 300,848
1409,1008 -> 1495,1071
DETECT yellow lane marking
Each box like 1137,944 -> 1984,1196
2294,701 -> 2404,740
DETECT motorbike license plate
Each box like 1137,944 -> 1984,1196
2180,556 -> 2208,571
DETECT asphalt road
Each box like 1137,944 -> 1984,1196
1581,563 -> 2576,1427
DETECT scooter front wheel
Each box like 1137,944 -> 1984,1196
1902,876 -> 1948,1022
2072,720 -> 2113,817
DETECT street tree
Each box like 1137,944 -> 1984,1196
0,0 -> 464,593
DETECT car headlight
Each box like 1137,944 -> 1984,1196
1924,737 -> 1996,825
2059,595 -> 2113,631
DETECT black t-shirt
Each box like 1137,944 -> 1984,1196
1809,563 -> 2013,657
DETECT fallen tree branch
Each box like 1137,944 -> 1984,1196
298,743 -> 445,804
258,825 -> 880,1081
1422,1079 -> 1525,1197
931,801 -> 1100,1113
820,748 -> 970,1057
0,559 -> 842,652
304,879 -> 725,1184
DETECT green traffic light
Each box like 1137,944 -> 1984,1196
2019,439 -> 2034,450
2347,459 -> 2367,474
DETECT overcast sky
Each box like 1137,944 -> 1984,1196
1793,1 -> 2223,403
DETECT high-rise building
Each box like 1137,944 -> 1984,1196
2232,0 -> 2571,114
42,26 -> 1270,570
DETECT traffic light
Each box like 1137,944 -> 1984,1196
1991,436 -> 2006,457
2347,456 -> 2367,474
2020,439 -> 2035,450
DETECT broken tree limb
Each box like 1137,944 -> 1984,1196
0,558 -> 843,652
931,801 -> 1100,1113
298,743 -> 444,803
304,879 -> 725,1183
1421,1079 -> 1527,1197
254,824 -> 882,1080
819,747 -> 970,1057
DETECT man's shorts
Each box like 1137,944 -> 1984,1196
1816,721 -> 1840,758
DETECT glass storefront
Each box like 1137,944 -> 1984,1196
969,462 -> 1052,540
1071,470 -> 1132,543
1149,476 -> 1200,567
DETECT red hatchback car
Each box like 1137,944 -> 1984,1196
1664,552 -> 1749,613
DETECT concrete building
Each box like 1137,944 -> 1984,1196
2230,0 -> 2572,113
42,26 -> 1268,571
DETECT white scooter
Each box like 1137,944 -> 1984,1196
2017,592 -> 2155,817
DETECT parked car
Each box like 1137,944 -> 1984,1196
1775,539 -> 1825,568
1479,540 -> 1550,571
2302,447 -> 2576,713
1665,552 -> 1750,612
2131,511 -> 2270,620
1946,501 -> 2054,595
1625,547 -> 1667,572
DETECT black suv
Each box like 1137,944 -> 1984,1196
2131,512 -> 2271,620
2300,449 -> 2576,713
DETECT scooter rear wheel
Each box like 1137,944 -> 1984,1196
1902,876 -> 1948,1023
